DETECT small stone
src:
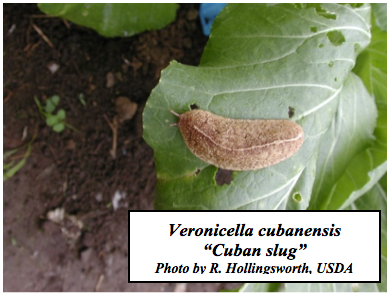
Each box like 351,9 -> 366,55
115,96 -> 138,122
47,62 -> 60,74
95,192 -> 103,202
47,208 -> 65,223
106,72 -> 115,88
65,139 -> 76,150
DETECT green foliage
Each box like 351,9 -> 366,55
34,95 -> 67,133
143,4 -> 386,212
3,141 -> 33,181
37,3 -> 179,38
371,3 -> 387,32
280,175 -> 387,293
239,283 -> 281,292
78,93 -> 86,106
141,4 -> 386,291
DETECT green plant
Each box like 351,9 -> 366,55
37,3 -> 178,38
143,3 -> 386,292
34,95 -> 67,133
3,136 -> 35,181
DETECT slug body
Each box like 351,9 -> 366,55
174,109 -> 304,171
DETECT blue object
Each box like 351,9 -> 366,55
199,3 -> 227,36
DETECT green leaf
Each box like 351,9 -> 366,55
50,95 -> 60,106
46,115 -> 59,127
3,144 -> 32,181
309,73 -> 383,210
53,122 -> 65,133
353,14 -> 387,148
285,282 -> 380,292
3,147 -> 20,160
33,96 -> 44,113
371,3 -> 387,32
56,109 -> 66,120
350,175 -> 387,292
79,93 -> 86,106
44,99 -> 56,113
239,283 -> 280,292
143,4 -> 372,210
291,177 -> 386,292
37,3 -> 179,38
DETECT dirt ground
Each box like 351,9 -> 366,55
3,4 -> 241,292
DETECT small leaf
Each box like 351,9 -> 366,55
53,122 -> 65,133
46,116 -> 58,127
50,95 -> 60,106
56,109 -> 66,120
44,100 -> 56,113
79,93 -> 86,106
33,96 -> 43,111
3,144 -> 32,181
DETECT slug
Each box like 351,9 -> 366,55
171,109 -> 304,171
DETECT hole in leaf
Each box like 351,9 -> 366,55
303,4 -> 336,20
292,193 -> 302,202
328,61 -> 334,67
335,77 -> 338,82
318,43 -> 324,48
190,103 -> 199,110
345,3 -> 363,8
288,106 -> 295,118
327,31 -> 345,46
310,26 -> 317,33
215,168 -> 232,186
354,43 -> 361,53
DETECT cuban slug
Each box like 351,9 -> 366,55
170,109 -> 304,171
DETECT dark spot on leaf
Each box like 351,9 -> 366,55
292,193 -> 302,202
195,169 -> 200,176
288,106 -> 295,118
215,168 -> 232,186
327,31 -> 345,46
310,26 -> 317,33
335,77 -> 338,82
190,103 -> 199,110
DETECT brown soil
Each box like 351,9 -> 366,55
3,4 -> 241,292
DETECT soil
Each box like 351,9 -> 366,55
3,4 -> 241,292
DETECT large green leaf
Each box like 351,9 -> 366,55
308,7 -> 388,210
354,10 -> 387,149
38,3 -> 178,37
308,73 -> 383,210
351,175 -> 387,292
283,176 -> 387,292
143,4 -> 373,210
